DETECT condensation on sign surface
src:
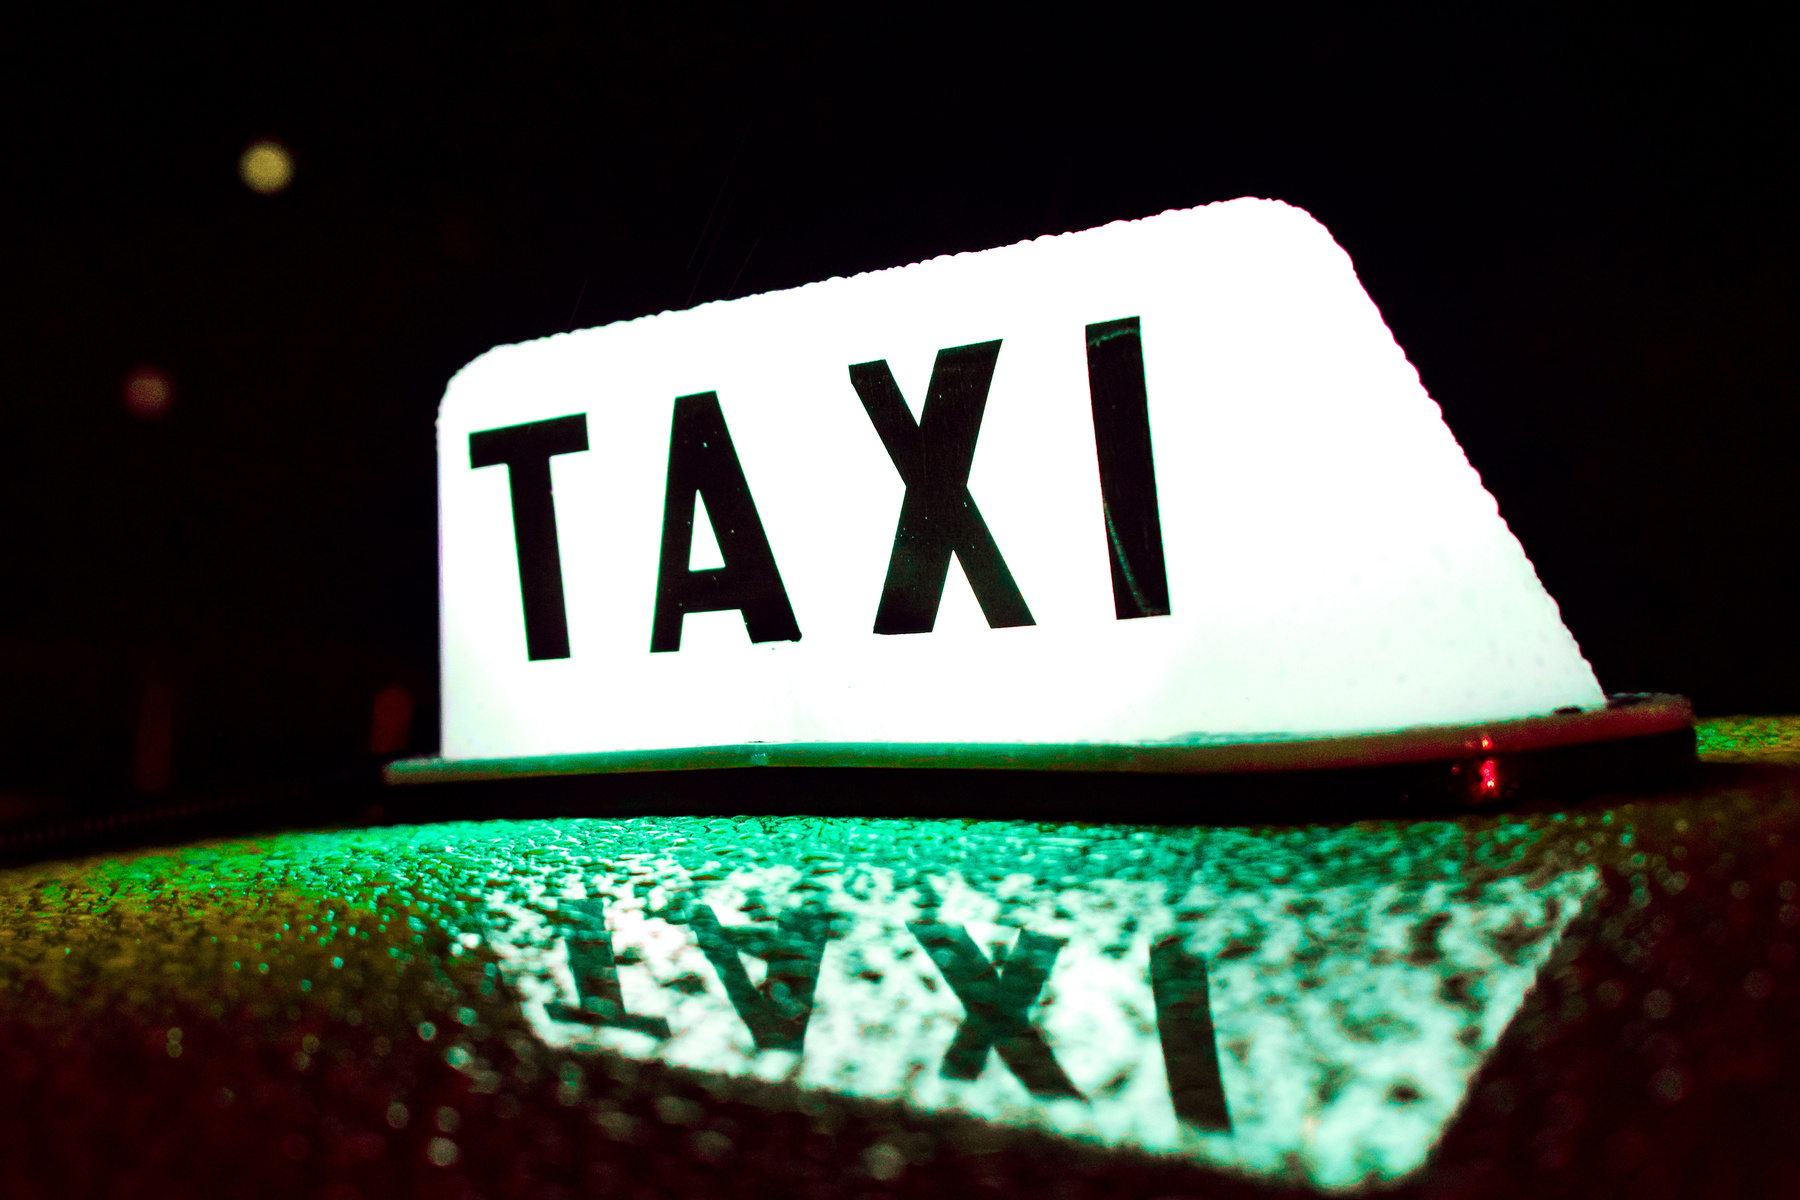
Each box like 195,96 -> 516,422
438,199 -> 1602,762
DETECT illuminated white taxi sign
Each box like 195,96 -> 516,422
426,199 -> 1607,770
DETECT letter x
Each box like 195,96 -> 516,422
850,341 -> 1034,634
909,921 -> 1083,1099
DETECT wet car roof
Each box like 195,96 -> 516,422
1,718 -> 1795,1197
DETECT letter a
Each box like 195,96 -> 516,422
649,392 -> 801,652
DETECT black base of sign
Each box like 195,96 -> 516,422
394,693 -> 1690,781
0,697 -> 1701,869
377,722 -> 1697,829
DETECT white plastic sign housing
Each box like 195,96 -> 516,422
430,199 -> 1606,770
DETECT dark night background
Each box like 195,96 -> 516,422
0,4 -> 1794,807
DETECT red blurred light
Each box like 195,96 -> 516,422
370,685 -> 414,756
132,673 -> 175,792
124,367 -> 173,419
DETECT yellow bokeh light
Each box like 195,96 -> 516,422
239,140 -> 294,194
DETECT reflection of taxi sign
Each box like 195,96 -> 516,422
398,199 -> 1679,780
484,820 -> 1600,1187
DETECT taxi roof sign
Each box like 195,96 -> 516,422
399,199 -> 1675,781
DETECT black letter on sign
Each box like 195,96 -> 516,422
1149,936 -> 1231,1131
469,414 -> 590,660
545,898 -> 672,1038
649,392 -> 801,652
909,921 -> 1083,1099
688,904 -> 831,1052
850,342 -> 1034,634
1086,317 -> 1171,619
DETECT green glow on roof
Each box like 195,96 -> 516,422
1,811 -> 1614,1189
1695,715 -> 1800,761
